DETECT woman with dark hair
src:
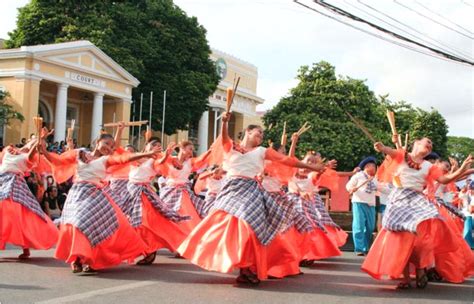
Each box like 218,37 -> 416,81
362,138 -> 473,288
41,132 -> 160,273
0,139 -> 58,259
124,139 -> 191,265
178,113 -> 332,285
42,186 -> 62,220
159,140 -> 211,235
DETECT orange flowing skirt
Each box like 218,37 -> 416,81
54,199 -> 146,269
303,228 -> 342,260
178,210 -> 269,280
434,205 -> 474,283
137,193 -> 189,253
267,227 -> 306,278
362,218 -> 464,281
176,191 -> 202,235
325,225 -> 348,248
0,198 -> 58,250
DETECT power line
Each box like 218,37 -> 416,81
310,0 -> 473,65
414,0 -> 473,35
338,0 -> 473,62
461,0 -> 474,8
292,0 -> 469,67
393,0 -> 473,40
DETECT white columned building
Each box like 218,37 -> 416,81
54,83 -> 69,142
91,92 -> 104,141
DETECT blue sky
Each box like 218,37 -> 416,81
1,0 -> 473,138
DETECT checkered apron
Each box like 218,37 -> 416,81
60,182 -> 119,247
0,172 -> 47,221
312,194 -> 339,228
201,192 -> 218,218
433,197 -> 465,220
211,177 -> 295,245
286,193 -> 325,233
105,179 -> 133,217
127,183 -> 190,227
382,187 -> 440,233
159,183 -> 207,218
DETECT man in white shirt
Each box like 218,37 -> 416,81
346,156 -> 378,256
459,180 -> 474,249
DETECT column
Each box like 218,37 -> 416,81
197,110 -> 209,154
54,83 -> 69,142
91,92 -> 104,142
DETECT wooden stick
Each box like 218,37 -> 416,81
226,77 -> 241,113
351,177 -> 373,194
296,122 -> 310,136
404,133 -> 409,150
226,88 -> 234,113
386,110 -> 402,147
344,111 -> 377,143
145,125 -> 152,143
67,119 -> 75,140
103,120 -> 148,127
33,116 -> 43,142
281,121 -> 287,146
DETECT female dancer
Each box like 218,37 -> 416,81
0,140 -> 58,258
159,141 -> 211,232
361,138 -> 473,288
178,112 -> 331,285
41,133 -> 159,273
125,139 -> 191,264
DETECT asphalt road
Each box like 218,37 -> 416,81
0,246 -> 473,304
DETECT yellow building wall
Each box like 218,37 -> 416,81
1,76 -> 40,144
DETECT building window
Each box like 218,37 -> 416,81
215,95 -> 222,100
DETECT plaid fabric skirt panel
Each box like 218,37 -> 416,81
127,183 -> 190,227
212,178 -> 294,245
382,187 -> 440,233
0,172 -> 46,221
60,182 -> 119,247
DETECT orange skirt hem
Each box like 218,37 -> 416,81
0,198 -> 58,250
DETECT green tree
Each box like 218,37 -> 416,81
7,0 -> 219,134
0,90 -> 24,125
447,136 -> 474,162
263,62 -> 391,171
263,61 -> 449,170
410,108 -> 449,157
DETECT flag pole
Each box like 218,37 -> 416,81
161,90 -> 167,145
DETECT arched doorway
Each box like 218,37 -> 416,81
38,99 -> 53,129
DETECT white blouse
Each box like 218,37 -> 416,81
395,160 -> 432,192
129,158 -> 157,184
0,150 -> 30,174
166,159 -> 192,186
288,175 -> 315,194
75,155 -> 108,184
223,146 -> 266,178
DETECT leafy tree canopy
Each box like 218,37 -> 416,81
263,61 -> 449,170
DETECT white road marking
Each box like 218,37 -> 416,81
35,281 -> 155,304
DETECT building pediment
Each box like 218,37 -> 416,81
27,41 -> 139,86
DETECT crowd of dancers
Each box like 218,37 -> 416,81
0,112 -> 473,289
